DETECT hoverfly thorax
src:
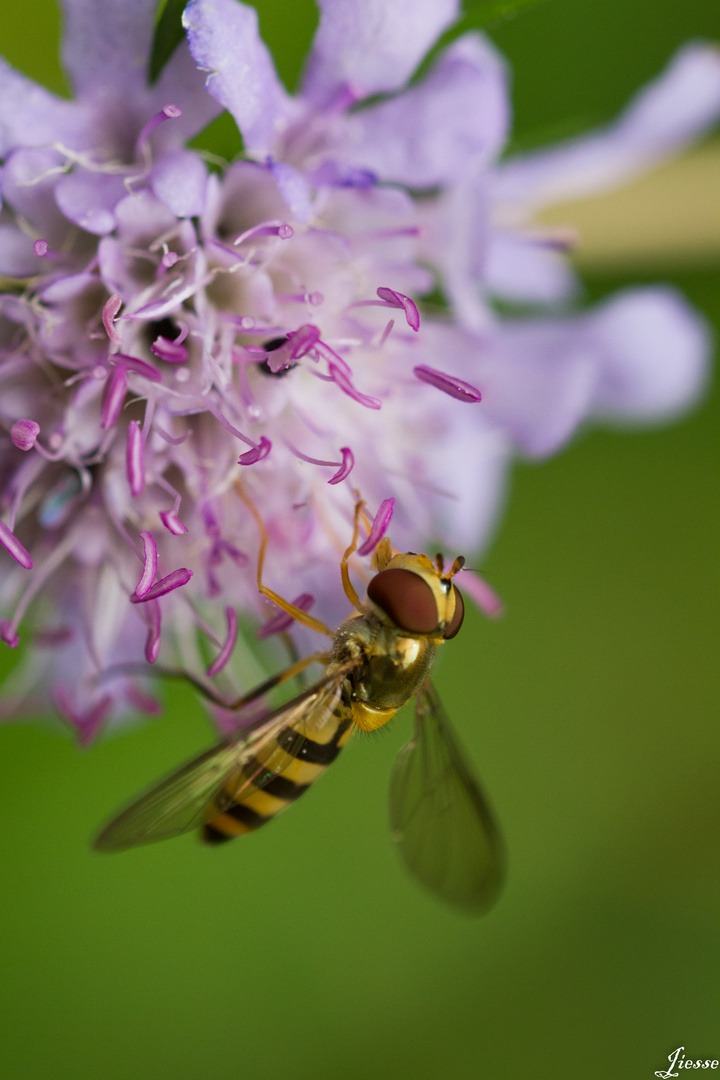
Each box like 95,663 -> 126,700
344,552 -> 466,732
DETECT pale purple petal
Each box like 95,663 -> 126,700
588,287 -> 710,421
484,231 -> 579,304
55,172 -> 126,235
150,40 -> 223,145
302,0 -> 460,106
183,0 -> 293,155
341,34 -> 509,186
460,571 -> 504,619
0,225 -> 39,277
269,161 -> 313,223
60,0 -> 156,99
496,42 -> 720,209
2,149 -> 75,239
469,322 -> 599,458
151,150 -> 208,218
0,58 -> 90,154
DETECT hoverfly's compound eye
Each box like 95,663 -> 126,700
443,585 -> 465,640
367,568 -> 439,634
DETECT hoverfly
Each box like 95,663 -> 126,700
95,503 -> 504,912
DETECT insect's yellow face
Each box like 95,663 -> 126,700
367,545 -> 465,641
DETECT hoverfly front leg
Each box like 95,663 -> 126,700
236,482 -> 335,639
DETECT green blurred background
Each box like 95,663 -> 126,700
1,2 -> 718,1078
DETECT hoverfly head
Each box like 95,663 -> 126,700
366,551 -> 465,640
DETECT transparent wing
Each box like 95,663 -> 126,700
389,681 -> 505,912
94,672 -> 349,852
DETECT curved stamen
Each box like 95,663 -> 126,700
238,437 -> 271,465
0,519 -> 33,569
101,367 -> 128,429
131,567 -> 193,604
357,498 -> 394,556
351,288 -> 420,332
159,509 -> 188,535
414,365 -> 482,403
136,103 -> 183,153
206,606 -> 238,676
144,600 -> 162,663
55,688 -> 114,747
11,420 -> 41,452
151,331 -> 188,363
102,294 -> 123,345
375,288 -> 420,331
287,324 -> 321,360
233,221 -> 293,246
328,362 -> 381,410
328,447 -> 354,485
112,354 -> 162,382
0,620 -> 19,648
135,530 -> 158,599
257,594 -> 314,639
126,421 -> 145,496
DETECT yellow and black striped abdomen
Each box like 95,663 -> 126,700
202,699 -> 355,844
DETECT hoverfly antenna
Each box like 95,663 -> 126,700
450,555 -> 466,577
435,552 -> 445,574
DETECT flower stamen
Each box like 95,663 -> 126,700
357,498 -> 395,556
206,606 -> 238,676
414,365 -> 482,403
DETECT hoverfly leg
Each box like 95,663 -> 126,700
339,495 -> 367,609
222,650 -> 331,711
236,482 -> 335,639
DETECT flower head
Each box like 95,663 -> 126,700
1,0 -> 718,738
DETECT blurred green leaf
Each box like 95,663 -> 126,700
415,0 -> 551,81
148,0 -> 187,84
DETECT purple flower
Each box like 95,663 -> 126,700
1,0 -> 718,739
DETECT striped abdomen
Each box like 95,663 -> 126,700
202,698 -> 355,843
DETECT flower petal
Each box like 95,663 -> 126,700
484,231 -> 579,304
55,172 -> 127,235
341,33 -> 509,186
0,58 -> 90,155
496,42 -> 720,210
183,0 -> 293,155
149,41 -> 224,146
588,287 -> 710,421
151,149 -> 208,218
59,0 -> 156,99
302,0 -> 460,106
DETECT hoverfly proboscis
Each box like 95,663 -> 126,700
94,499 -> 504,913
